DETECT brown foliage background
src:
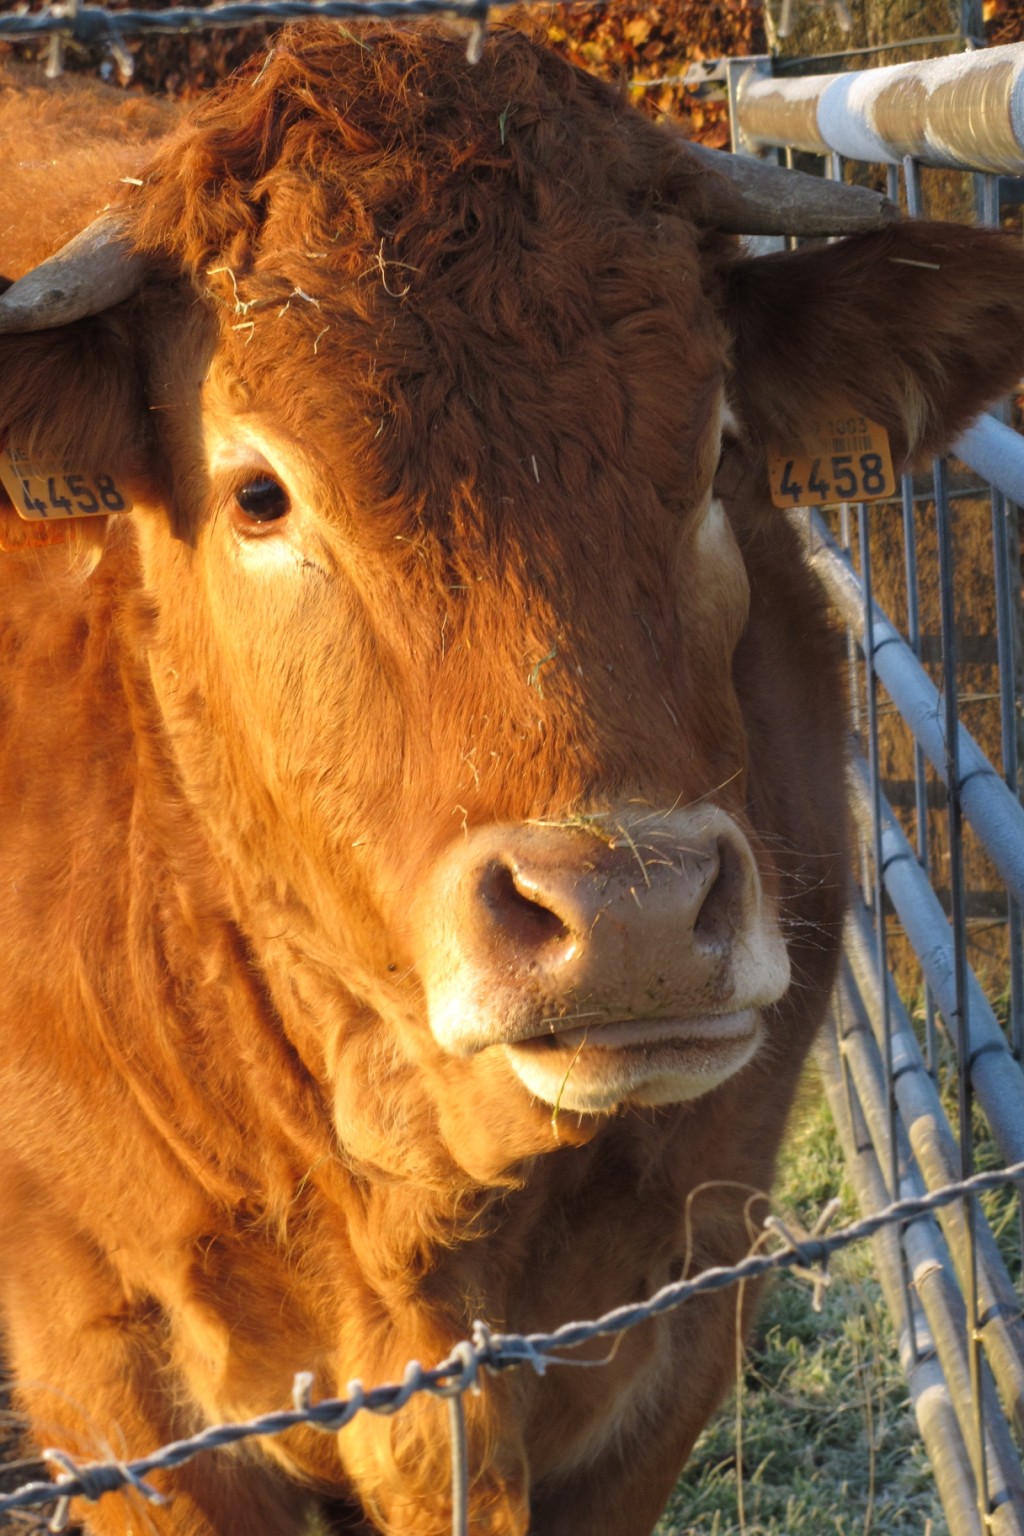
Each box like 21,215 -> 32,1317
987,0 -> 1024,45
0,1 -> 768,145
536,1 -> 764,146
3,0 -> 1022,140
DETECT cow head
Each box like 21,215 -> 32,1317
2,23 -> 1024,1184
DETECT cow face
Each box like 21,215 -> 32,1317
116,30 -> 779,1134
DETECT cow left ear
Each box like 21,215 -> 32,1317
0,310 -> 152,569
724,220 -> 1024,470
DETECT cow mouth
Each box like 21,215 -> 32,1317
503,1009 -> 763,1113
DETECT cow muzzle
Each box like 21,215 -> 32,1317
414,807 -> 790,1114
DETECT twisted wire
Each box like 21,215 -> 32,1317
2,1157 -> 1021,1520
0,1 -> 533,44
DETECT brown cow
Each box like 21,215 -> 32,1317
1,23 -> 1023,1536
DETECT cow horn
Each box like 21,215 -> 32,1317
0,154 -> 894,336
0,213 -> 148,334
686,143 -> 899,236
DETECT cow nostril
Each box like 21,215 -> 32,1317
692,837 -> 745,952
477,860 -> 571,953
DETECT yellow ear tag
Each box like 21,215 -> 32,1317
768,415 -> 895,509
0,446 -> 132,524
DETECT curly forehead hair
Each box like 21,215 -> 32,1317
125,21 -> 729,526
128,21 -> 719,279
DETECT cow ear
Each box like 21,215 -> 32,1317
0,309 -> 152,571
725,221 -> 1024,470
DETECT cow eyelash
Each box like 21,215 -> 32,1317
233,475 -> 291,528
716,431 -> 740,473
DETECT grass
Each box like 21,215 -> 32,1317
656,1072 -> 946,1536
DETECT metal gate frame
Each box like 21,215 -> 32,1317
730,40 -> 1024,1536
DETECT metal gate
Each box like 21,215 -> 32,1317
730,43 -> 1024,1536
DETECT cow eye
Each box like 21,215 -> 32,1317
235,477 -> 290,524
714,431 -> 740,486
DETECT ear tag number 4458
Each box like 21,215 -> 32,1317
768,416 -> 895,509
0,447 -> 132,521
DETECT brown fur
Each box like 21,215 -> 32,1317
0,64 -> 177,277
1,24 -> 1023,1536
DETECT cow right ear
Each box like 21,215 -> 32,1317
0,310 -> 152,570
723,220 -> 1024,473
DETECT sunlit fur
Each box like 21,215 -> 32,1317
2,23 -> 1024,1536
0,64 -> 175,276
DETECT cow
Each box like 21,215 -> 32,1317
1,21 -> 1023,1536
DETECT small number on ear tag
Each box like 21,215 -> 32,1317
0,447 -> 132,523
768,416 -> 895,509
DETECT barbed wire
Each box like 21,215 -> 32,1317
0,0 -> 563,45
1,1157 -> 1021,1531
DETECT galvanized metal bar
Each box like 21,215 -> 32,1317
903,154 -> 923,219
975,156 -> 1024,1276
858,501 -> 920,1350
792,510 -> 1024,908
774,36 -> 970,73
955,411 -> 1024,508
962,0 -> 986,48
843,900 -> 1024,1441
839,499 -> 858,744
983,473 -> 1024,1074
448,1393 -> 469,1536
970,172 -> 1024,1092
847,753 -> 1024,1168
831,975 -> 1024,1527
991,482 -> 1024,1060
817,1016 -> 985,1536
932,459 -> 973,1144
897,152 -> 942,1079
933,455 -> 989,1525
900,468 -> 939,1073
988,474 -> 1024,1284
859,506 -> 898,1190
837,503 -> 871,897
734,42 -> 1024,172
